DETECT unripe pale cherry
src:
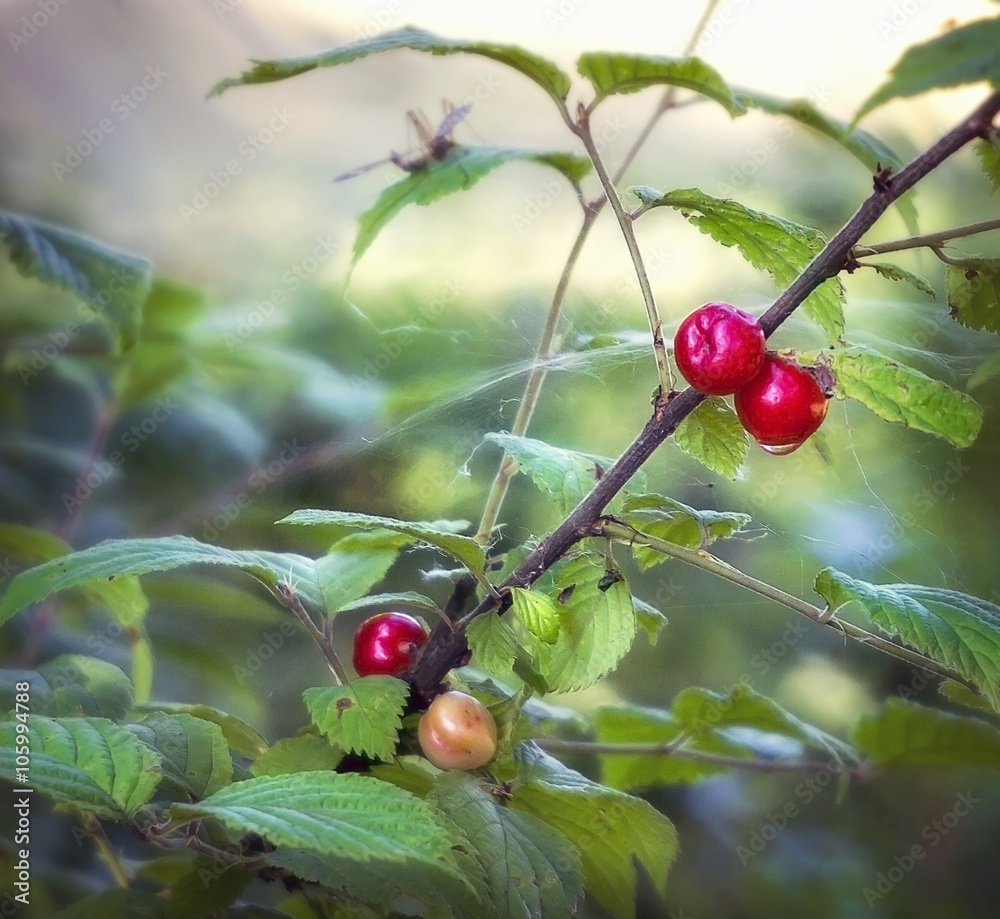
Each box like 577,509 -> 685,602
673,302 -> 767,395
418,691 -> 498,770
352,612 -> 428,677
734,353 -> 829,454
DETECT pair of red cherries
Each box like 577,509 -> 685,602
673,302 -> 829,454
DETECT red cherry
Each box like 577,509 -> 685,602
673,302 -> 766,395
418,691 -> 498,770
352,612 -> 428,677
734,353 -> 829,454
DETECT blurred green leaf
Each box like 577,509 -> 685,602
164,861 -> 255,919
634,187 -> 845,341
316,531 -> 409,616
577,52 -> 745,115
337,590 -> 442,620
0,535 -> 324,627
855,17 -> 1000,122
830,344 -> 983,447
945,257 -> 1000,333
50,890 -> 166,919
430,771 -> 583,919
0,210 -> 152,350
210,26 -> 572,107
862,262 -> 936,297
129,712 -> 232,799
0,655 -> 133,720
279,509 -> 486,578
969,347 -> 1000,389
673,396 -> 748,479
304,676 -> 409,761
350,145 -> 590,271
815,568 -> 1000,709
852,698 -> 1000,766
510,743 -> 678,919
0,716 -> 160,819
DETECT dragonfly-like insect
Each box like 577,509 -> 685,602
334,103 -> 472,182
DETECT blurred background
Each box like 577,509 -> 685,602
1,1 -> 999,916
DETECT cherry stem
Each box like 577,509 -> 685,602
852,216 -> 1000,257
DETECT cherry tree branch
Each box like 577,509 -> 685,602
411,90 -> 1000,696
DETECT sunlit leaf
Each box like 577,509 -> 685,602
577,52 -> 745,115
852,697 -> 1000,767
829,345 -> 983,447
862,262 -> 936,298
815,568 -> 1000,709
634,187 -> 845,341
673,396 -> 748,479
975,137 -> 1000,193
510,587 -> 562,644
945,257 -> 1000,333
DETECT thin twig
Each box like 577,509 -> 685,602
852,216 -> 1000,257
274,581 -> 349,684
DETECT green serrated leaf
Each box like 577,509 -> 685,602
621,493 -> 750,569
539,555 -> 636,693
509,743 -> 678,919
315,531 -> 409,616
510,587 -> 562,644
210,26 -> 572,108
946,257 -> 1000,333
0,535 -> 324,628
251,734 -> 343,777
129,713 -> 232,799
349,145 -> 589,271
485,432 -> 637,516
0,210 -> 152,351
164,860 -> 255,919
466,612 -> 549,693
304,677 -> 409,761
279,509 -> 486,579
430,771 -> 584,919
637,188 -> 845,341
134,702 -> 268,759
863,262 -> 936,298
814,568 -> 1000,709
171,771 -> 455,864
940,679 -> 999,714
0,523 -> 149,628
0,655 -> 133,720
632,596 -> 668,644
337,590 -> 443,619
977,136 -> 1000,194
673,396 -> 748,479
0,716 -> 160,819
852,697 -> 1000,766
577,52 -> 745,116
736,89 -> 918,232
830,345 -> 983,447
856,17 -> 1000,122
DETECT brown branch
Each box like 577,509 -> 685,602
410,90 -> 1000,696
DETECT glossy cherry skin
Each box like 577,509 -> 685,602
673,302 -> 766,395
418,691 -> 498,771
734,353 -> 829,452
352,612 -> 428,677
